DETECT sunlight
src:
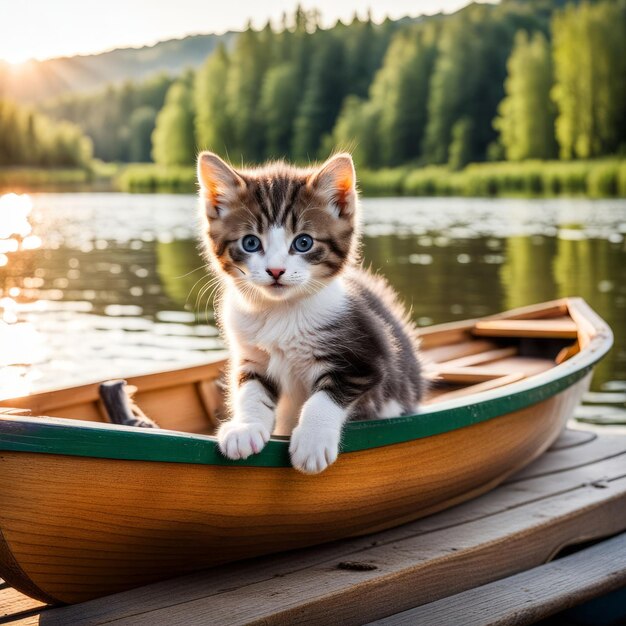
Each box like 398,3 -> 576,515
0,297 -> 47,399
1,56 -> 29,69
0,193 -> 33,239
0,322 -> 44,400
21,235 -> 42,250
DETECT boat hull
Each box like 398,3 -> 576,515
0,375 -> 589,604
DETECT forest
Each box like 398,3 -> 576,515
0,0 -> 624,189
0,100 -> 92,168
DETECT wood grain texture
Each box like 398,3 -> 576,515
473,318 -> 578,339
32,430 -> 626,626
424,372 -> 526,403
0,378 -> 584,605
0,298 -> 613,607
368,532 -> 626,626
0,584 -> 46,621
430,347 -> 518,369
0,360 -> 225,417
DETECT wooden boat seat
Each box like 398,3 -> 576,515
473,317 -> 578,339
0,407 -> 31,416
421,340 -> 500,366
430,346 -> 518,369
425,354 -> 555,405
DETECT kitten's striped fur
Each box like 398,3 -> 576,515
198,152 -> 423,473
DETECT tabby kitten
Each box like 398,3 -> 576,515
197,152 -> 423,474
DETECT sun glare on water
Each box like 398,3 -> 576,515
0,193 -> 44,399
0,193 -> 41,256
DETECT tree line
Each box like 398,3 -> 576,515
153,0 -> 626,169
45,74 -> 174,162
0,99 -> 92,168
40,0 -> 626,169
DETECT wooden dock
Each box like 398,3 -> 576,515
2,427 -> 625,625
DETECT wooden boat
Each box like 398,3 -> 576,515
0,298 -> 612,605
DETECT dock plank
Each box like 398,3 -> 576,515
29,430 -> 626,626
0,585 -> 46,625
82,478 -> 626,626
368,532 -> 626,626
505,431 -> 626,482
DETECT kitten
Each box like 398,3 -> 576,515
197,152 -> 423,474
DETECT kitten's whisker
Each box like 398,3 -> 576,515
204,281 -> 224,323
193,275 -> 221,311
174,265 -> 207,280
188,273 -> 217,308
191,277 -> 212,311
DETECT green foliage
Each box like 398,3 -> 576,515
194,44 -> 233,157
115,158 -> 625,198
552,1 -> 626,159
449,117 -> 474,171
0,167 -> 91,190
292,33 -> 346,159
0,100 -> 92,168
375,25 -> 438,166
356,167 -> 409,196
323,96 -> 381,168
34,2 -> 626,174
326,1 -> 556,169
401,167 -> 455,196
152,76 -> 196,166
226,26 -> 272,160
117,164 -> 196,193
495,31 -> 557,160
587,161 -> 619,197
45,74 -> 174,162
195,12 -> 395,164
422,3 -> 526,165
260,63 -> 301,158
128,107 -> 157,162
618,162 -> 626,197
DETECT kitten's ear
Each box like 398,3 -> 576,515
308,153 -> 357,218
197,151 -> 244,218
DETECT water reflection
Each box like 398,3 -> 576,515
0,193 -> 624,412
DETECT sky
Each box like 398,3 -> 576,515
0,0 -> 484,64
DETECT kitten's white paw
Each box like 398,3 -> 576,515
289,426 -> 340,474
217,421 -> 270,460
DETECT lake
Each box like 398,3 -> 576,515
0,192 -> 625,426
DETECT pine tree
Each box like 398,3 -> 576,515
375,26 -> 438,165
448,117 -> 473,170
128,106 -> 157,162
152,78 -> 196,166
292,33 -> 346,160
226,25 -> 271,161
194,44 -> 233,156
260,63 -> 300,158
324,96 -> 380,168
494,31 -> 557,161
552,1 -> 626,158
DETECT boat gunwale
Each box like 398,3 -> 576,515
0,298 -> 613,468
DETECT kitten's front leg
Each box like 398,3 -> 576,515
218,366 -> 278,460
289,391 -> 348,474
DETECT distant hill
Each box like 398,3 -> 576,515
0,31 -> 236,103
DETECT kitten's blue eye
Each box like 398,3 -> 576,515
241,235 -> 262,253
292,234 -> 314,253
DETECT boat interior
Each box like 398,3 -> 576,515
0,299 -> 597,435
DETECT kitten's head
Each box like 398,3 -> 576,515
197,152 -> 359,304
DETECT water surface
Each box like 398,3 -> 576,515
1,193 -> 624,425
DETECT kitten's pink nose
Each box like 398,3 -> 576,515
266,268 -> 285,280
